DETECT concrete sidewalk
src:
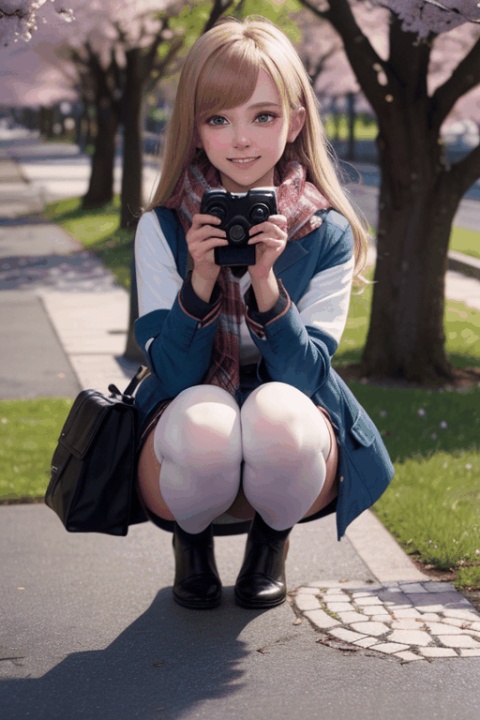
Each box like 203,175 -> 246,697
1,134 -> 480,719
2,505 -> 479,720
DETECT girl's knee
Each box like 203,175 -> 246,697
243,382 -> 312,440
170,384 -> 240,413
241,382 -> 331,464
155,384 -> 242,466
244,380 -> 300,404
242,382 -> 315,425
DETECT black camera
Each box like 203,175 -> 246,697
200,188 -> 277,267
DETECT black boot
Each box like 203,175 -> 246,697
172,523 -> 222,609
234,514 -> 291,609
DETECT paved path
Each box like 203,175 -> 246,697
1,131 -> 479,719
1,505 -> 480,720
293,579 -> 480,662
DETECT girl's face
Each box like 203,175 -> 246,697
196,69 -> 304,193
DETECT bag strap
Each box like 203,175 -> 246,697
109,365 -> 150,401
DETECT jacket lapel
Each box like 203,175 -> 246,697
273,239 -> 310,274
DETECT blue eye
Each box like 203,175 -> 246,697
207,116 -> 227,126
255,113 -> 276,123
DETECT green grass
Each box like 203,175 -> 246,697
43,196 -> 134,289
324,114 -> 378,142
348,382 -> 480,589
0,399 -> 73,501
4,196 -> 479,590
450,226 -> 480,260
335,278 -> 480,371
337,280 -> 480,589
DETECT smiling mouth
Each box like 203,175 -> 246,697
228,157 -> 259,164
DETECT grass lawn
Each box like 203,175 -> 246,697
336,281 -> 480,590
3,197 -> 479,591
0,399 -> 73,501
449,226 -> 480,260
325,114 -> 378,142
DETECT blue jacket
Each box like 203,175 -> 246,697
135,207 -> 394,539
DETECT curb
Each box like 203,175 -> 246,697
293,516 -> 480,663
345,510 -> 428,584
448,250 -> 480,280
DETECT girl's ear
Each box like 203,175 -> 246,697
287,107 -> 306,143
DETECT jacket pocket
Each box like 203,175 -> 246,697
349,410 -> 376,449
336,407 -> 394,535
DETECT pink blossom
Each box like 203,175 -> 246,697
0,0 -> 73,46
371,1 -> 480,37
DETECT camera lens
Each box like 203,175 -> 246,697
210,204 -> 226,221
229,223 -> 247,244
249,203 -> 269,223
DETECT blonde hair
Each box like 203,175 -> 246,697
148,15 -> 368,282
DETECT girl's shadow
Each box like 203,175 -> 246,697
1,587 -> 262,720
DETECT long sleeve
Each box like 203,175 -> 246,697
245,211 -> 354,397
134,211 -> 221,397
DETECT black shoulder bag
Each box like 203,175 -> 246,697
45,366 -> 150,536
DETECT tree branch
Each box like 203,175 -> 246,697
202,0 -> 238,34
302,42 -> 340,84
431,35 -> 480,129
388,12 -> 431,98
298,0 -> 395,117
154,35 -> 184,78
145,16 -> 169,74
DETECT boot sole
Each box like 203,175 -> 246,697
234,590 -> 287,609
173,592 -> 222,610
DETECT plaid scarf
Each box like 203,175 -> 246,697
165,160 -> 330,397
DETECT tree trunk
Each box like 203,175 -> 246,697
120,49 -> 145,360
346,92 -> 355,161
83,96 -> 118,209
361,119 -> 462,383
120,49 -> 144,230
75,101 -> 90,152
39,106 -> 55,137
297,0 -> 480,383
124,255 -> 144,362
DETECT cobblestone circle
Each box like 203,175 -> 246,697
291,580 -> 480,662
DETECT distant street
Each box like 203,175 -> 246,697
1,128 -> 478,235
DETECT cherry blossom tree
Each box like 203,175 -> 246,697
0,0 -> 74,46
58,0 -> 240,226
372,0 -> 480,37
0,11 -> 79,141
299,0 -> 480,384
296,5 -> 388,156
55,1 -> 180,220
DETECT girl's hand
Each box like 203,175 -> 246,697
186,213 -> 228,300
247,215 -> 288,281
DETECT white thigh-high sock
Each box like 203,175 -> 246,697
153,385 -> 242,534
241,382 -> 331,531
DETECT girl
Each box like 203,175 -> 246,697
134,16 -> 394,610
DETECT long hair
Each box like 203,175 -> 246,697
147,16 -> 368,282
